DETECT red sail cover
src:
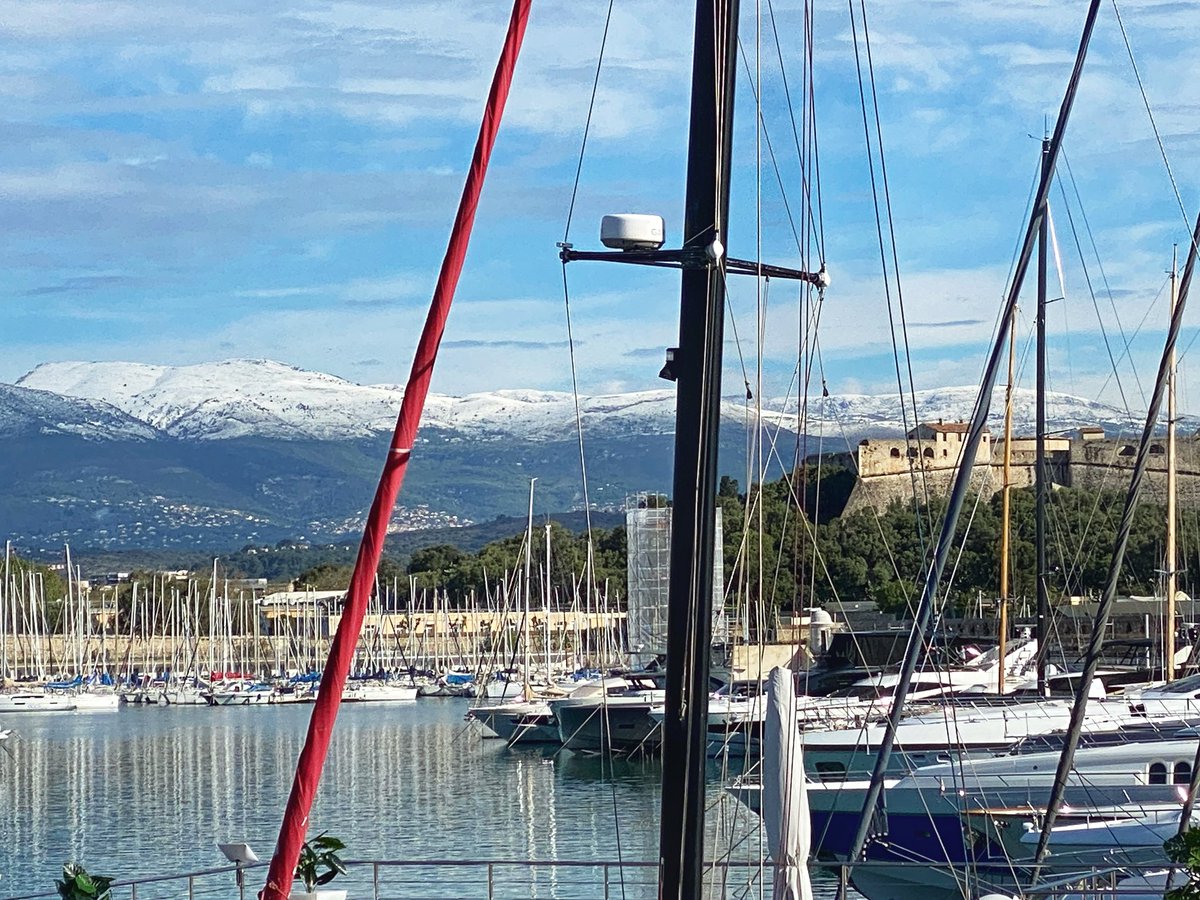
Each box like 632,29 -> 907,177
260,3 -> 531,895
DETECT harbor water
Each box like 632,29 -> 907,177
0,700 -> 834,898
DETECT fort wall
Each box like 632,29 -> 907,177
845,433 -> 1200,514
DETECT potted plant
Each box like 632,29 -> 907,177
293,833 -> 348,900
55,862 -> 113,900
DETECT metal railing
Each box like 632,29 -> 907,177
13,859 -> 662,900
6,857 -> 1170,900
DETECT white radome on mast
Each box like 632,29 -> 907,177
600,213 -> 665,250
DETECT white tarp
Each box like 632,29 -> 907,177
764,666 -> 812,900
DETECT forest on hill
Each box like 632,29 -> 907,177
386,471 -> 1193,616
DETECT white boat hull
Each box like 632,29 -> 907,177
341,682 -> 419,703
0,693 -> 76,713
71,692 -> 120,711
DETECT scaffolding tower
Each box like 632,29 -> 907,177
625,494 -> 725,669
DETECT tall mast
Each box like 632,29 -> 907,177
658,0 -> 739,896
842,1 -> 1102,871
1035,135 -> 1051,696
544,521 -> 552,676
999,312 -> 1016,694
522,477 -> 535,700
1033,206 -> 1200,873
2,541 -> 9,682
258,6 -> 532,893
1167,245 -> 1179,681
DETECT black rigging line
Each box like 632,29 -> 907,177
736,40 -> 806,258
805,0 -> 825,260
848,0 -> 932,560
765,0 -> 824,260
859,0 -> 931,518
1112,0 -> 1191,230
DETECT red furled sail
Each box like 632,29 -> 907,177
260,3 -> 531,895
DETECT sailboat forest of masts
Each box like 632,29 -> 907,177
0,537 -> 627,711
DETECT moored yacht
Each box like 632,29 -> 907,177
339,679 -> 418,703
798,693 -> 1146,780
470,698 -> 558,743
552,672 -> 668,755
205,680 -> 273,706
0,691 -> 76,713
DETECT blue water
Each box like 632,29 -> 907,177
0,700 -> 816,898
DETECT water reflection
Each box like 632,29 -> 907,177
0,701 -> 775,897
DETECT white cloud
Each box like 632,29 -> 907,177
2,0 -> 1200,417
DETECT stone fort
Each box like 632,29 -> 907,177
845,421 -> 1200,514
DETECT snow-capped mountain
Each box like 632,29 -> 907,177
15,359 -> 1157,443
16,359 -> 402,441
17,359 -> 787,442
0,382 -> 157,441
1,358 -> 1178,552
797,384 -> 1157,437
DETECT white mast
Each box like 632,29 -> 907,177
208,559 -> 218,679
544,521 -> 552,677
1167,246 -> 1179,681
1,540 -> 8,682
522,477 -> 536,699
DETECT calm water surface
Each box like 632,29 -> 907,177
0,700 -> 832,898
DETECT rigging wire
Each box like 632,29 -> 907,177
1111,0 -> 1192,233
847,0 -> 934,554
766,0 -> 825,259
561,0 -> 616,244
555,3 -> 625,893
1056,151 -> 1143,412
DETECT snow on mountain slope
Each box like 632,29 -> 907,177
0,382 -> 158,441
19,359 -> 402,440
19,361 -> 778,441
15,359 -> 1160,443
786,385 -> 1148,436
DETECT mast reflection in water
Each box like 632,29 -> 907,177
0,702 -> 768,894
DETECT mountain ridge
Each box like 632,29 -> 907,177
1,358 -> 1181,552
14,358 -> 1164,443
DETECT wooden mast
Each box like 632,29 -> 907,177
999,310 -> 1016,694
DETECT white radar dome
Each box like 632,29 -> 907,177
600,214 -> 665,251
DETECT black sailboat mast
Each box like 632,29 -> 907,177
840,0 -> 1101,874
658,0 -> 740,898
1031,208 -> 1200,872
1035,135 -> 1051,695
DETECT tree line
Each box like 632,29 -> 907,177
717,471 -> 1197,616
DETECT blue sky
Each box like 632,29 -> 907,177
3,1 -> 1200,417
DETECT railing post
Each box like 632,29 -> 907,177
603,862 -> 610,900
373,862 -> 380,900
487,862 -> 495,900
188,875 -> 194,900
